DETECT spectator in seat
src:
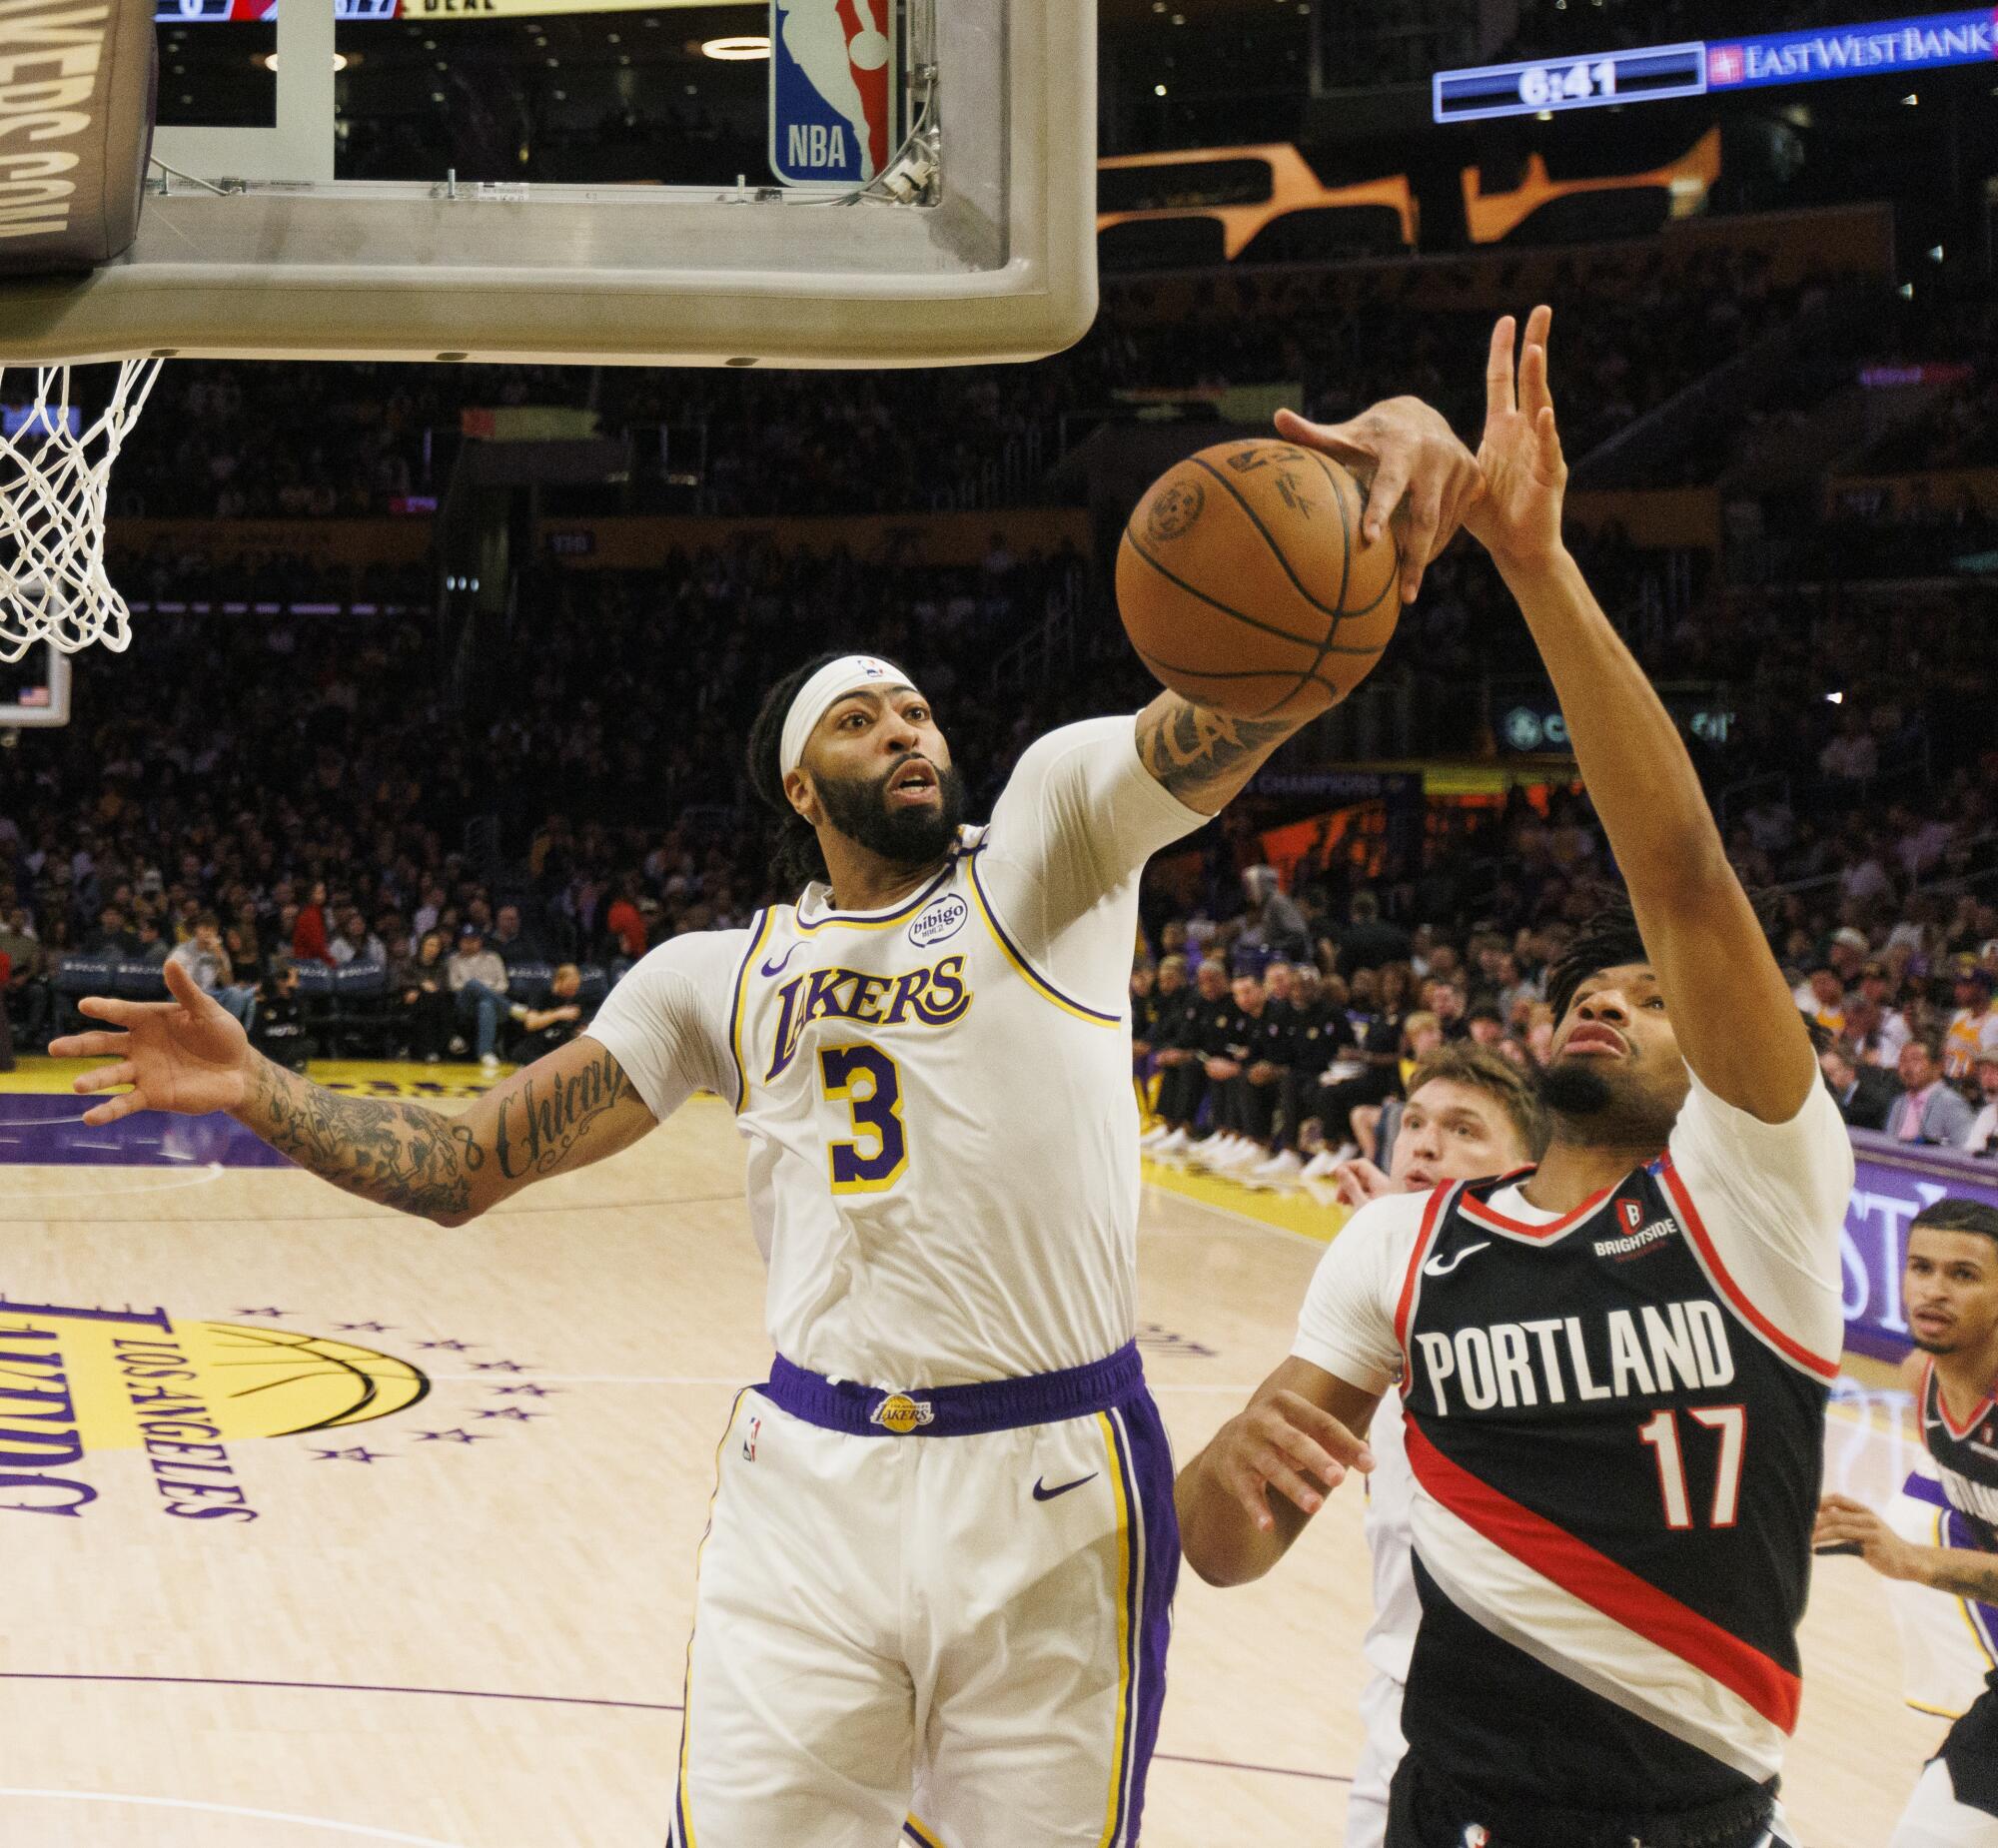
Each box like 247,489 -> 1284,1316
167,911 -> 257,1032
1821,1036 -> 1899,1133
1238,865 -> 1312,969
0,907 -> 46,1052
1791,962 -> 1848,1037
1130,957 -> 1161,1089
1964,1050 -> 1998,1159
329,910 -> 385,969
491,903 -> 542,970
1464,1001 -> 1506,1048
134,912 -> 171,969
293,880 -> 333,965
505,964 -> 590,1065
448,921 -> 510,1072
605,874 -> 648,961
1943,961 -> 1998,1081
1337,889 -> 1411,974
394,929 -> 455,1062
1850,962 -> 1912,1067
251,958 -> 313,1073
1188,971 -> 1271,1174
1141,959 -> 1229,1158
220,913 -> 262,984
84,905 -> 138,958
1886,1033 -> 1978,1148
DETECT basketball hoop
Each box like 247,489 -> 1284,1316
0,359 -> 164,663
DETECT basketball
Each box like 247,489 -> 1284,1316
1116,439 -> 1404,722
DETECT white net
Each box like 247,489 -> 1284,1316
0,358 -> 164,663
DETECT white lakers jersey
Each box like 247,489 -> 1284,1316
587,716 -> 1205,1387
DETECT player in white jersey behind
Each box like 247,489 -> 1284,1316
1327,1044 -> 1548,1848
53,401 -> 1482,1845
1816,1199 -> 1998,1847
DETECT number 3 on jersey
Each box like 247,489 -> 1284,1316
819,1044 -> 909,1193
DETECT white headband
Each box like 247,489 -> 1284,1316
779,655 -> 920,778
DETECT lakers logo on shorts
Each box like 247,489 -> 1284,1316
870,1392 -> 935,1435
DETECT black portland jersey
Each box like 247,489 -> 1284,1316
1396,1159 -> 1834,1820
1919,1358 -> 1998,1538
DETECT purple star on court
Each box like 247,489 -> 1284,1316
335,1321 -> 394,1334
473,1406 -> 543,1422
311,1445 -> 389,1463
233,1307 -> 290,1319
412,1428 -> 492,1444
470,1360 -> 531,1374
489,1384 -> 561,1398
416,1339 -> 479,1353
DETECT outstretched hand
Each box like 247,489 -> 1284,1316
1274,396 -> 1483,606
49,958 -> 255,1125
1813,1493 -> 1922,1580
1463,305 -> 1567,571
1202,1388 -> 1373,1532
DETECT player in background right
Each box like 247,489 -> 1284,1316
1816,1199 -> 1998,1848
1328,1044 -> 1549,1848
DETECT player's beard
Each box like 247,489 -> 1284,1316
1535,1053 -> 1680,1152
813,754 -> 968,870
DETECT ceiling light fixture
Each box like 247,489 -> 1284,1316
702,35 -> 771,61
262,51 -> 349,73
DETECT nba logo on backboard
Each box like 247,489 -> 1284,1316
1706,44 -> 1745,85
769,0 -> 900,187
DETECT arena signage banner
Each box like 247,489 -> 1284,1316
1841,1132 -> 1998,1358
1705,9 -> 1997,90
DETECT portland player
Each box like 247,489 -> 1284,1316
53,402 -> 1481,1847
1816,1199 -> 1998,1847
1329,1046 -> 1548,1848
1177,308 -> 1854,1848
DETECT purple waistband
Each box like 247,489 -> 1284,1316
1904,1471 -> 1950,1509
763,1344 -> 1146,1437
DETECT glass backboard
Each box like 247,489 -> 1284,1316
0,0 -> 1099,370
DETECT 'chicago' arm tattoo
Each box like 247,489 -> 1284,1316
239,1044 -> 634,1224
1137,695 -> 1297,804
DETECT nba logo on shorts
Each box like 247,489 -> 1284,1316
769,0 -> 900,187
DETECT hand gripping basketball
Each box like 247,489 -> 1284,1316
1273,394 -> 1486,606
51,959 -> 254,1126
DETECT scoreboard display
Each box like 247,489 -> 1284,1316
1434,43 -> 1706,122
1434,7 -> 1998,124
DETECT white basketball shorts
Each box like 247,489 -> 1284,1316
668,1347 -> 1178,1848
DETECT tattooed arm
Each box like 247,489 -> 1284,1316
1134,693 -> 1304,817
1815,1495 -> 1998,1602
239,1035 -> 654,1226
54,960 -> 654,1227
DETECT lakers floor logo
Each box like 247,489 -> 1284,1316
0,1293 -> 538,1523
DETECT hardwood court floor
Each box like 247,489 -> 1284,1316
0,1074 -> 1950,1847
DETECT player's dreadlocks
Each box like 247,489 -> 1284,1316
1544,897 -> 1648,1025
747,649 -> 849,895
1545,886 -> 1819,1044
